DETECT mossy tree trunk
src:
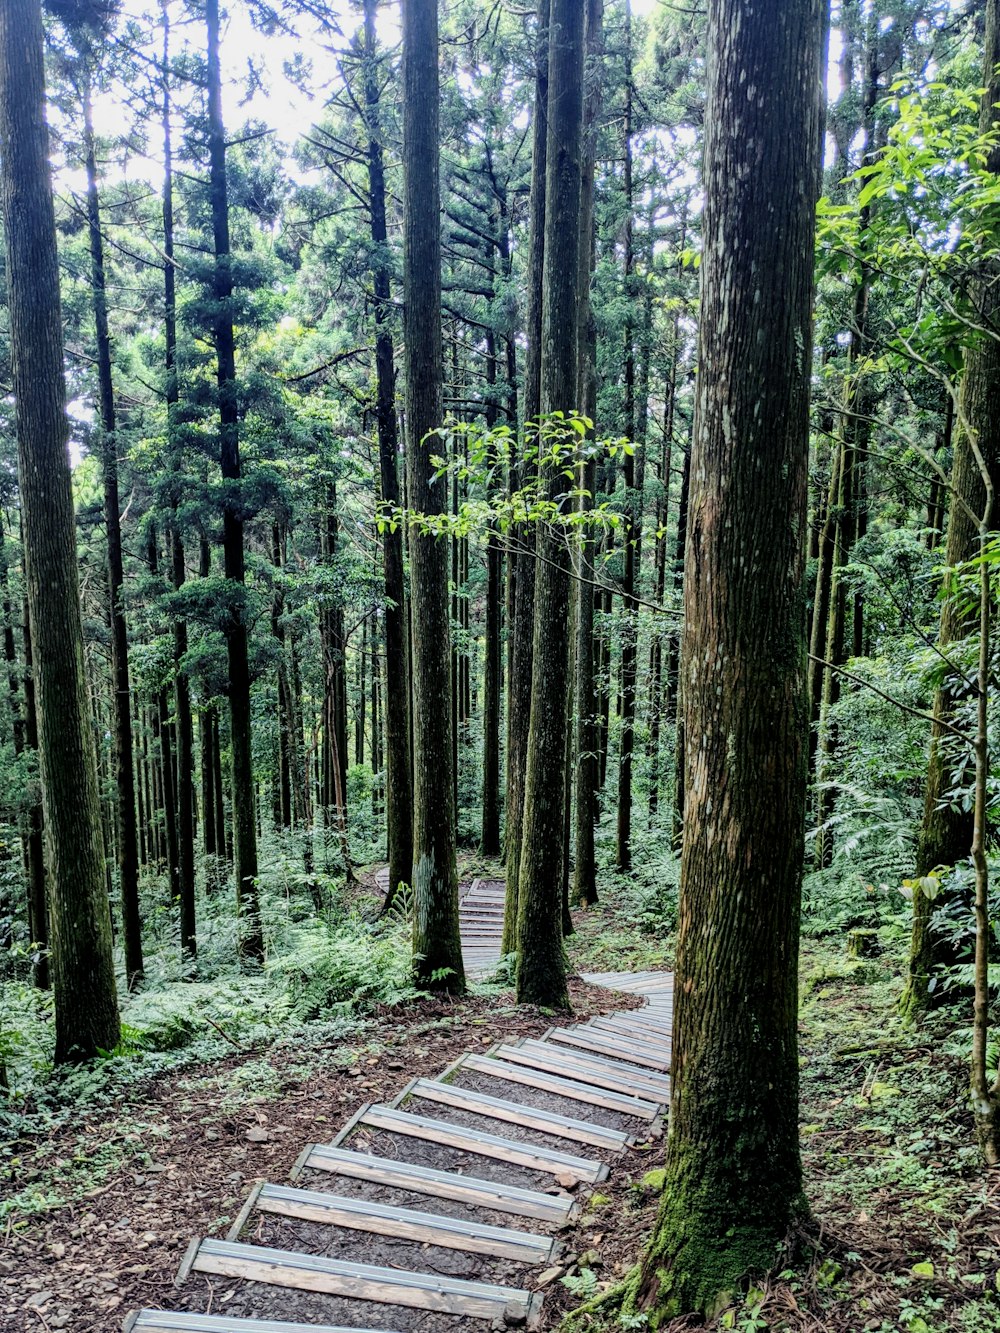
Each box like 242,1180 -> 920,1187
628,0 -> 822,1317
514,0 -> 585,1009
402,0 -> 465,993
0,0 -> 121,1061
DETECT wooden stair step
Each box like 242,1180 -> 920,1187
250,1183 -> 556,1264
459,1052 -> 660,1121
358,1103 -> 608,1182
407,1078 -> 630,1150
181,1238 -> 541,1324
506,1040 -> 670,1101
294,1145 -> 576,1223
545,1027 -> 671,1072
126,1312 -> 393,1333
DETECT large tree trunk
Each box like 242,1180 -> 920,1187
402,0 -> 464,992
629,0 -> 821,1315
903,4 -> 1000,1022
205,0 -> 262,960
0,0 -> 120,1060
81,67 -> 144,990
515,0 -> 585,1008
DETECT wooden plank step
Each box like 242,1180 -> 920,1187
505,1040 -> 670,1100
126,1313 -> 394,1333
358,1104 -> 608,1182
587,1016 -> 672,1040
252,1183 -> 556,1263
184,1239 -> 541,1324
460,1052 -> 659,1121
546,1027 -> 671,1071
583,1013 -> 669,1031
408,1078 -> 630,1150
295,1145 -> 576,1222
568,1026 -> 671,1061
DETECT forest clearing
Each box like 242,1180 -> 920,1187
1,0 -> 1000,1330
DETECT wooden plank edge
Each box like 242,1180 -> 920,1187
388,1076 -> 419,1110
288,1143 -> 314,1183
329,1101 -> 372,1147
174,1236 -> 201,1288
122,1312 -> 141,1333
227,1180 -> 266,1242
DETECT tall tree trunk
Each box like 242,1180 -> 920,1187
481,318 -> 503,858
616,0 -> 639,872
402,0 -> 464,992
81,68 -> 144,990
160,12 -> 196,961
628,0 -> 821,1314
0,0 -> 120,1059
572,0 -> 603,910
515,0 -> 585,1008
206,0 -> 262,960
503,0 -> 548,954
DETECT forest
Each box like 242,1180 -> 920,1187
1,0 -> 1000,1329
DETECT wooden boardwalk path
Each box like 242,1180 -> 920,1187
124,950 -> 672,1333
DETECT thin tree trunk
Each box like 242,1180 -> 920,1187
481,320 -> 503,858
160,13 -> 196,960
81,68 -> 144,990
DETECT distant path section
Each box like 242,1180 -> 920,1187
372,871 -> 505,978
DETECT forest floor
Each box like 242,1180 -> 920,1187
1,867 -> 997,1333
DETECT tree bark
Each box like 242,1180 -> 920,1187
402,0 -> 464,992
515,0 -> 585,1008
0,0 -> 120,1060
628,0 -> 821,1314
